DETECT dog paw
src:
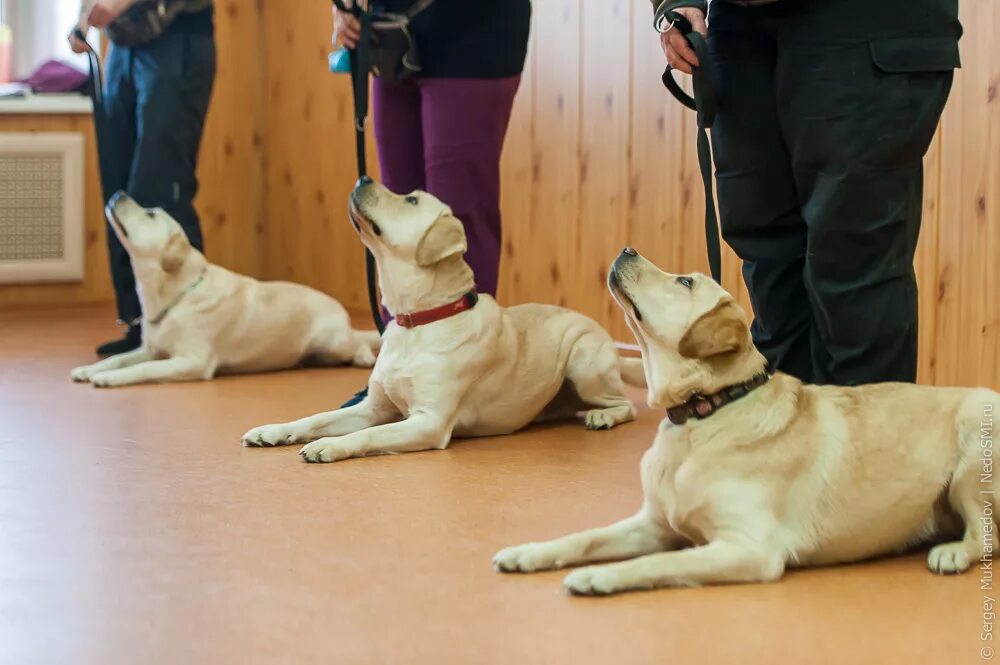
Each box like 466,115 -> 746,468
242,424 -> 297,447
563,565 -> 623,596
70,365 -> 95,382
299,439 -> 351,463
89,371 -> 125,388
493,543 -> 564,573
584,409 -> 615,430
928,541 -> 973,574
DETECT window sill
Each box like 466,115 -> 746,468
0,94 -> 93,115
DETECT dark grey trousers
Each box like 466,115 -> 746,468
708,0 -> 958,385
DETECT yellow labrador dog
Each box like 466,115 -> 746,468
494,248 -> 998,595
242,178 -> 642,461
71,191 -> 379,387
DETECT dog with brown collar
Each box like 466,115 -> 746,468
494,248 -> 998,595
242,179 -> 644,461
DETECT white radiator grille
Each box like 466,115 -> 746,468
0,133 -> 84,283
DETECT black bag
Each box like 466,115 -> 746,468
366,0 -> 435,83
105,0 -> 188,47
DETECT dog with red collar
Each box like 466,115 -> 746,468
242,178 -> 644,462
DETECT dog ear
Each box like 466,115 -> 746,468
678,301 -> 748,359
160,233 -> 188,273
416,212 -> 467,266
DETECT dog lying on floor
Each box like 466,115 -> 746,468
71,191 -> 380,387
242,177 -> 643,461
494,248 -> 998,595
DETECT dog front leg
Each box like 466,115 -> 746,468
298,411 -> 453,463
242,387 -> 401,447
89,356 -> 213,387
493,512 -> 680,573
71,348 -> 151,382
563,539 -> 786,595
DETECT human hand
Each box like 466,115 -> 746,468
659,7 -> 708,75
332,7 -> 361,50
87,0 -> 134,29
68,27 -> 90,54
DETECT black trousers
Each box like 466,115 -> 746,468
707,0 -> 957,385
102,17 -> 216,324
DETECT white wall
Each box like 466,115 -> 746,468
5,0 -> 88,80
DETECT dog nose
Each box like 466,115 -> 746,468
622,246 -> 637,257
356,175 -> 373,188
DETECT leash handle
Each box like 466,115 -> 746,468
656,6 -> 722,284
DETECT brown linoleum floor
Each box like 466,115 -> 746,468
0,305 -> 984,664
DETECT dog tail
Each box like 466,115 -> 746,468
618,356 -> 647,388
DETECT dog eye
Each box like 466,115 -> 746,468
146,211 -> 155,219
405,195 -> 419,205
677,276 -> 694,289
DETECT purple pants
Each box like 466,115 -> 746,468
372,76 -> 521,297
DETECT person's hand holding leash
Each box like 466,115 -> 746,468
332,4 -> 362,49
660,7 -> 707,74
67,1 -> 93,54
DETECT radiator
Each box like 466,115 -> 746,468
0,132 -> 85,283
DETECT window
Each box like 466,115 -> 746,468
1,0 -> 90,82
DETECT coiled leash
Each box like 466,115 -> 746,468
332,0 -> 384,335
655,4 -> 722,283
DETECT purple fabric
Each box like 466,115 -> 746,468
372,75 -> 521,298
21,60 -> 88,93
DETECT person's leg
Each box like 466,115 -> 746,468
417,76 -> 520,298
128,29 -> 216,256
101,44 -> 141,327
777,28 -> 954,384
372,77 -> 426,195
708,4 -> 813,381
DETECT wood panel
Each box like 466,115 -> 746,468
0,0 -> 266,308
934,0 -> 1000,387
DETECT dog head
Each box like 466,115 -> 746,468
608,248 -> 766,408
349,177 -> 473,314
105,191 -> 195,274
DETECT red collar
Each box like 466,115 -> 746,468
394,290 -> 479,328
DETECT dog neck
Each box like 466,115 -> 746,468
134,252 -> 209,323
378,254 -> 476,318
665,371 -> 770,425
654,345 -> 769,409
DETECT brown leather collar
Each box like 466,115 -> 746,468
666,372 -> 770,425
395,290 -> 478,329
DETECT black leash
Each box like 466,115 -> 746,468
74,30 -> 113,204
656,8 -> 722,284
334,0 -> 385,335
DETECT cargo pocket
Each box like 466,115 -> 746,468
868,36 -> 961,74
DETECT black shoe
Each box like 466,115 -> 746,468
341,386 -> 368,408
96,324 -> 142,357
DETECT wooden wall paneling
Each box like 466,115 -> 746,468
513,0 -> 582,310
935,0 -> 1000,387
0,115 -> 111,307
262,0 -> 374,312
576,0 -> 631,331
195,0 -> 267,278
497,19 -> 536,306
